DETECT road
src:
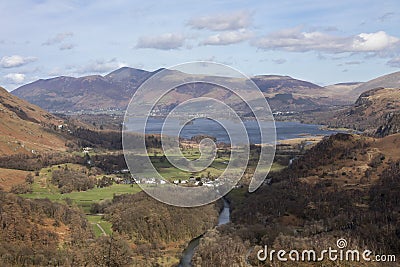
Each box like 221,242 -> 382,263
95,223 -> 107,236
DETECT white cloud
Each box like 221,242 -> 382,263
75,58 -> 127,74
43,32 -> 74,46
201,30 -> 253,45
254,28 -> 400,54
188,10 -> 252,31
352,31 -> 399,52
3,73 -> 25,84
0,55 -> 38,68
136,33 -> 185,50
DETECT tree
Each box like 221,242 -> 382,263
88,234 -> 133,267
25,173 -> 34,184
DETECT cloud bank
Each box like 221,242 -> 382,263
254,28 -> 399,54
74,58 -> 127,74
3,73 -> 25,84
136,33 -> 185,50
201,30 -> 253,45
188,10 -> 252,31
0,55 -> 38,68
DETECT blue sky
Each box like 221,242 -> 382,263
0,0 -> 399,90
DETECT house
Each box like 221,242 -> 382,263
144,177 -> 156,184
264,178 -> 272,185
83,147 -> 93,153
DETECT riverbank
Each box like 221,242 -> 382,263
178,198 -> 230,266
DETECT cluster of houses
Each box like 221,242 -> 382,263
272,111 -> 297,116
172,177 -> 218,187
128,176 -> 226,187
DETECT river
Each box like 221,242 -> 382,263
178,199 -> 230,267
128,117 -> 341,265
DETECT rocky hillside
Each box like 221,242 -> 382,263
375,112 -> 400,137
325,87 -> 400,133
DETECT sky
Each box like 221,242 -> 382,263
0,0 -> 399,90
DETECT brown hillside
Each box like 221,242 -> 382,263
280,133 -> 400,190
329,87 -> 400,133
0,168 -> 30,191
322,82 -> 363,104
352,71 -> 400,96
0,86 -> 66,156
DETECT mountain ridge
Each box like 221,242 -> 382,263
12,67 -> 333,113
11,68 -> 400,114
352,71 -> 400,96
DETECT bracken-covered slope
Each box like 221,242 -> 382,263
328,87 -> 400,133
251,75 -> 323,95
0,86 -> 66,156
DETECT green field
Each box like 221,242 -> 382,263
20,147 -> 281,237
23,183 -> 141,212
147,147 -> 230,181
86,214 -> 113,237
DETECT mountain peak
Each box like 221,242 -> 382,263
253,74 -> 292,79
105,67 -> 150,82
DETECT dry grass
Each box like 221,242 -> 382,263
0,168 -> 30,191
0,87 -> 67,156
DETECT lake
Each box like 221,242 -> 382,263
127,117 -> 340,144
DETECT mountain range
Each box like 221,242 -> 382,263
14,67 -> 400,114
12,67 -> 158,113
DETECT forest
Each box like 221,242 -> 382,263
1,113 -> 400,266
191,133 -> 400,266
